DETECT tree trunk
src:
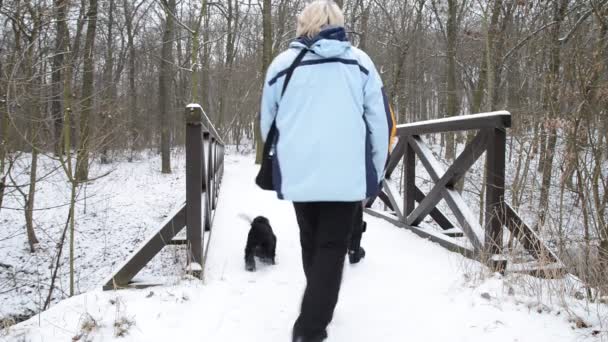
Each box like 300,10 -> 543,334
100,0 -> 115,164
54,2 -> 76,296
485,0 -> 503,113
538,0 -> 569,228
191,0 -> 208,105
123,0 -> 138,158
69,0 -> 87,150
68,169 -> 77,296
445,0 -> 460,161
159,0 -> 176,174
18,7 -> 43,253
465,0 -> 502,195
201,6 -> 211,111
76,0 -> 99,181
52,0 -> 70,155
358,2 -> 370,51
218,0 -> 237,133
0,59 -> 8,213
25,148 -> 40,252
256,0 -> 272,164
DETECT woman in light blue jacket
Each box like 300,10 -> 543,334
260,1 -> 393,341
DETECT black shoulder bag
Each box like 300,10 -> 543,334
256,48 -> 309,191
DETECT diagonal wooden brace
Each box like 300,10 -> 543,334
385,139 -> 406,179
407,130 -> 489,227
407,135 -> 484,252
382,179 -> 405,220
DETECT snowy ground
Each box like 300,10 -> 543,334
3,152 -> 606,341
0,150 -> 190,324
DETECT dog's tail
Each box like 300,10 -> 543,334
237,213 -> 254,223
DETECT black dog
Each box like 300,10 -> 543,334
242,215 -> 277,272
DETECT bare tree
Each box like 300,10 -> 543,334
75,0 -> 98,181
159,0 -> 177,174
255,0 -> 272,164
51,0 -> 70,155
537,0 -> 569,227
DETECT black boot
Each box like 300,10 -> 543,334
348,246 -> 366,264
292,330 -> 326,342
292,318 -> 328,342
348,220 -> 366,264
292,336 -> 326,342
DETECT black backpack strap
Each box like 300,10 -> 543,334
280,47 -> 309,97
265,48 -> 309,147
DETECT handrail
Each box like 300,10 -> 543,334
186,103 -> 224,145
185,104 -> 225,274
368,110 -> 563,276
397,111 -> 511,136
103,104 -> 225,289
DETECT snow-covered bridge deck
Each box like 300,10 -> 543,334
5,153 -> 599,341
6,108 -> 602,341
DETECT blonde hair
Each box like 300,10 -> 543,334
296,1 -> 345,38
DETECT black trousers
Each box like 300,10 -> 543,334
349,203 -> 364,252
293,201 -> 361,339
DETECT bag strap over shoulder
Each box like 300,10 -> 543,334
265,48 -> 309,147
281,47 -> 309,97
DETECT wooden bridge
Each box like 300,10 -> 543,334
103,105 -> 563,290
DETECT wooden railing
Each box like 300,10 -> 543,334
366,111 -> 562,275
185,104 -> 225,270
103,104 -> 224,290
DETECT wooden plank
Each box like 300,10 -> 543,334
213,146 -> 219,210
186,119 -> 204,266
507,261 -> 566,279
414,187 -> 455,230
407,130 -> 489,227
504,204 -> 560,263
103,204 -> 186,290
365,208 -> 476,259
385,139 -> 406,179
397,111 -> 511,136
485,128 -> 506,258
408,136 -> 484,252
442,188 -> 484,252
204,138 -> 212,232
443,227 -> 464,238
382,180 -> 404,220
403,140 -> 416,217
377,191 -> 394,211
370,184 -> 457,230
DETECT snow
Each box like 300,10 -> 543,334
0,151 -> 189,324
3,152 -> 606,341
186,103 -> 223,141
186,263 -> 202,272
186,103 -> 203,109
396,111 -> 510,130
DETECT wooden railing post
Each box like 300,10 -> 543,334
186,106 -> 204,271
103,104 -> 225,288
204,133 -> 213,231
403,137 -> 416,220
485,128 -> 507,271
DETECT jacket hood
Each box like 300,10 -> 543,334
290,26 -> 351,58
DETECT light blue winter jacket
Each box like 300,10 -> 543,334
260,27 -> 391,202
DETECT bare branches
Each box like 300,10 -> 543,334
500,21 -> 559,67
559,0 -> 608,44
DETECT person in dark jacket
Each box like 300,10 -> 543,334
260,1 -> 394,341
